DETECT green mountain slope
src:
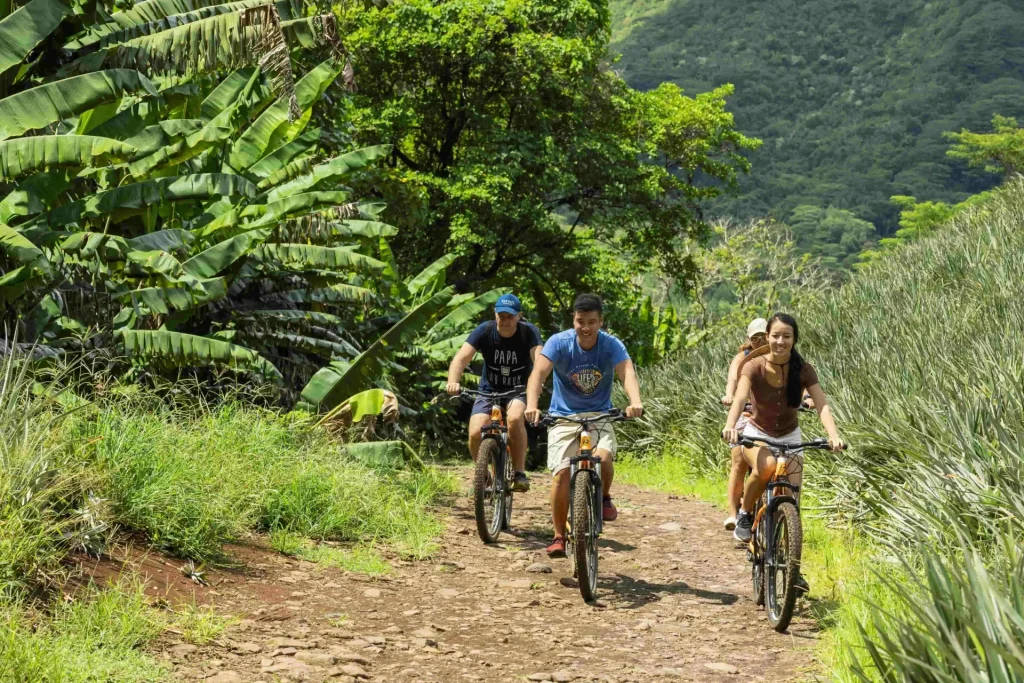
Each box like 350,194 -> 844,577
610,0 -> 1024,236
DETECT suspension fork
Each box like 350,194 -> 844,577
569,425 -> 603,537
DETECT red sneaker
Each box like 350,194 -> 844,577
546,536 -> 566,558
602,496 -> 618,522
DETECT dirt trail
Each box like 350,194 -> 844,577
159,472 -> 818,682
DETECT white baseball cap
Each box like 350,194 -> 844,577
746,318 -> 768,338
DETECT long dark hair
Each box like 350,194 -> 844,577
767,313 -> 804,408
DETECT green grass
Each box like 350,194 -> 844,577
270,530 -> 392,577
169,602 -> 237,645
57,399 -> 457,563
0,580 -> 168,682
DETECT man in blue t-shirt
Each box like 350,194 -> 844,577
446,294 -> 543,492
524,293 -> 643,558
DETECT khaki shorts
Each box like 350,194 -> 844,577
546,413 -> 618,475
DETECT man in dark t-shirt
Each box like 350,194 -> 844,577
446,294 -> 543,492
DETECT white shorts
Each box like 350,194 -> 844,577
546,414 -> 618,475
741,423 -> 802,454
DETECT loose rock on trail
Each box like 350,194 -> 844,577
154,471 -> 817,681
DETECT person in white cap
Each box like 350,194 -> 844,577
719,317 -> 769,530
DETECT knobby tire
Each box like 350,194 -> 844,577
766,501 -> 802,631
573,474 -> 599,603
474,439 -> 503,544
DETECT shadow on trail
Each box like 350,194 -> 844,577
598,538 -> 637,552
602,573 -> 739,611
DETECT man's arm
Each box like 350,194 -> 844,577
614,359 -> 643,418
529,344 -> 542,363
445,343 -> 478,394
525,354 -> 553,424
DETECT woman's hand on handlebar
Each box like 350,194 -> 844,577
445,382 -> 462,396
722,426 -> 739,444
828,436 -> 846,452
626,403 -> 644,419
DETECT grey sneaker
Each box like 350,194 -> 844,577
733,511 -> 753,542
512,471 -> 531,492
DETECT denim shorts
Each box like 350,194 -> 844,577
471,394 -> 526,416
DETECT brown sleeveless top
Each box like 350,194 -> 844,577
740,356 -> 820,437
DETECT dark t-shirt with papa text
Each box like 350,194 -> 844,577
465,321 -> 543,392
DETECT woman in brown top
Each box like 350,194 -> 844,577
722,313 -> 844,546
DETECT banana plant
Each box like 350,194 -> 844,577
0,0 -> 495,412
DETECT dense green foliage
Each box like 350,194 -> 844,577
609,0 -> 1024,242
623,180 -> 1024,680
0,0 -> 512,417
335,0 -> 758,334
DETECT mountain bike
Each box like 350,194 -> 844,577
459,389 -> 523,544
540,410 -> 631,603
738,435 -> 845,631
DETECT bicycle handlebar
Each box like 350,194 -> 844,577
737,436 -> 848,451
536,409 -> 633,427
450,388 -> 523,400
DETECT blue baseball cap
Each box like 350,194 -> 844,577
494,293 -> 521,315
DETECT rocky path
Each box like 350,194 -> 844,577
160,472 -> 818,682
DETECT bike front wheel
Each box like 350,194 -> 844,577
473,439 -> 503,544
572,473 -> 599,603
501,447 -> 514,530
766,501 -> 802,631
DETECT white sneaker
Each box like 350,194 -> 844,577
723,515 -> 737,531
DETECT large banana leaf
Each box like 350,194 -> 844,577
0,0 -> 71,76
275,284 -> 374,305
182,227 -> 270,278
85,0 -> 298,32
44,173 -> 257,227
246,190 -> 351,226
247,127 -> 319,178
299,287 -> 454,410
266,145 -> 391,199
228,59 -> 339,171
0,171 -> 70,224
0,70 -> 160,141
274,219 -> 399,243
0,136 -> 136,181
236,309 -> 345,326
405,253 -> 457,298
252,243 -> 386,274
120,328 -> 281,380
424,288 -> 504,343
200,66 -> 258,119
0,225 -> 50,273
126,228 -> 194,252
76,0 -> 284,49
243,330 -> 358,359
120,277 -> 226,313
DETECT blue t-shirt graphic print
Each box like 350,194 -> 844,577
542,329 -> 630,416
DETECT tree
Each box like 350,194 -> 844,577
335,0 -> 759,324
787,205 -> 877,272
946,114 -> 1024,176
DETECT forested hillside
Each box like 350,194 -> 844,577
610,0 -> 1024,244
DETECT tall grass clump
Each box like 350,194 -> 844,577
0,351 -> 94,599
62,394 -> 457,562
626,178 -> 1024,681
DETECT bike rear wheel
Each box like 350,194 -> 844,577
473,439 -> 504,544
766,501 -> 802,631
572,473 -> 599,603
